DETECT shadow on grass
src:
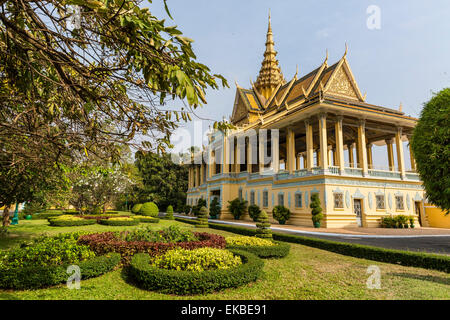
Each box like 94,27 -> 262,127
388,272 -> 450,285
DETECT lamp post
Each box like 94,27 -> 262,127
10,202 -> 19,225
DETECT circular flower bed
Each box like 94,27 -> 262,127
0,233 -> 120,289
98,217 -> 139,226
225,236 -> 290,259
48,215 -> 97,227
78,226 -> 226,264
126,249 -> 263,295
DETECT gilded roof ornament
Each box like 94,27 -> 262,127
254,12 -> 286,100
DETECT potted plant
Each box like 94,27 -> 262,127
256,210 -> 272,239
248,204 -> 261,222
310,193 -> 323,228
227,198 -> 247,220
272,205 -> 291,225
209,197 -> 221,219
409,216 -> 415,228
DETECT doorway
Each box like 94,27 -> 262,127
353,199 -> 363,227
414,201 -> 423,227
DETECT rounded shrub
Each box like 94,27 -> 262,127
248,205 -> 261,222
132,203 -> 143,214
256,210 -> 272,239
272,205 -> 291,225
139,202 -> 159,217
164,205 -> 174,220
196,206 -> 209,228
99,217 -> 139,226
126,249 -> 264,295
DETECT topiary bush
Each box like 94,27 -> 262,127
132,203 -> 143,214
139,202 -> 159,217
209,197 -> 221,219
227,198 -> 248,220
196,206 -> 209,228
255,210 -> 272,239
310,193 -> 323,228
272,205 -> 291,225
248,204 -> 261,222
126,249 -> 264,295
164,205 -> 174,220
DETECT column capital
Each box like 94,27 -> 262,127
385,137 -> 394,144
318,112 -> 327,120
336,114 -> 344,123
396,126 -> 403,135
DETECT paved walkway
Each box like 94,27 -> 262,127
175,215 -> 450,255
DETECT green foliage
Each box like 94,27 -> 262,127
226,241 -> 291,259
248,204 -> 261,222
310,193 -> 323,225
255,210 -> 272,239
0,253 -> 120,290
120,225 -> 198,243
164,205 -> 174,220
33,211 -> 64,220
192,198 -> 207,216
127,249 -> 264,295
196,206 -> 209,228
175,218 -> 450,273
134,152 -> 188,213
381,215 -> 416,228
132,216 -> 160,223
227,198 -> 248,220
48,215 -> 97,227
272,206 -> 291,224
411,88 -> 450,214
140,202 -> 159,217
209,198 -> 221,218
226,236 -> 275,247
98,217 -> 139,226
150,248 -> 242,272
22,202 -> 46,215
0,235 -> 95,269
132,203 -> 143,214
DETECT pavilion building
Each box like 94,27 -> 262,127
186,15 -> 427,228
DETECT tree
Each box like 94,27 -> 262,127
272,205 -> 291,225
196,206 -> 209,228
0,0 -> 228,170
248,204 -> 261,222
209,197 -> 221,219
411,88 -> 450,214
310,193 -> 323,227
134,151 -> 188,212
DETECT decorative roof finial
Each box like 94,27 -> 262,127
254,12 -> 286,100
325,49 -> 329,64
399,102 -> 403,112
344,42 -> 348,58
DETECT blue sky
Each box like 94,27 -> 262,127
147,0 -> 450,166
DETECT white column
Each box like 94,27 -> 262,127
259,131 -> 265,173
223,134 -> 229,174
408,139 -> 416,171
271,129 -> 280,173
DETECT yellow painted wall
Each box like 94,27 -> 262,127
425,203 -> 450,229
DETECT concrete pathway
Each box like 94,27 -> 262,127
175,215 -> 450,255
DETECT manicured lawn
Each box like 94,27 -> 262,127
0,220 -> 448,300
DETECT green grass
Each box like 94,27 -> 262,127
0,220 -> 448,300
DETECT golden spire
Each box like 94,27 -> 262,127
254,11 -> 286,100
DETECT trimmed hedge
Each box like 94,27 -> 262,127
0,253 -> 121,290
48,217 -> 96,227
133,216 -> 160,223
131,204 -> 143,214
78,231 -> 226,265
98,218 -> 139,226
33,212 -> 64,220
175,218 -> 450,273
126,249 -> 264,295
227,241 -> 290,259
